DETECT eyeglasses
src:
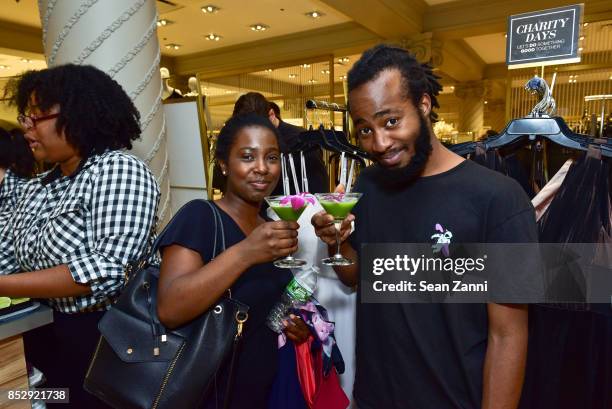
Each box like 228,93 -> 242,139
17,112 -> 60,130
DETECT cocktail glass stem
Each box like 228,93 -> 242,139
334,221 -> 342,258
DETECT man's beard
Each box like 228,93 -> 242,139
369,113 -> 433,190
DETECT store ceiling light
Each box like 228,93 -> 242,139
583,22 -> 589,27
201,4 -> 220,13
300,64 -> 311,68
305,11 -> 325,19
0,65 -> 9,69
321,69 -> 330,74
157,19 -> 173,27
264,68 -> 273,72
20,58 -> 32,63
288,74 -> 297,79
308,79 -> 317,84
205,33 -> 222,41
579,36 -> 585,40
337,57 -> 349,63
484,100 -> 488,105
578,47 -> 584,51
339,75 -> 347,80
250,24 -> 269,32
164,43 -> 181,50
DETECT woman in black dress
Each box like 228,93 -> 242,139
156,114 -> 310,408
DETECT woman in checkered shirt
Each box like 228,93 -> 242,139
0,64 -> 160,408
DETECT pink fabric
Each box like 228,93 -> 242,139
295,336 -> 317,408
294,336 -> 349,409
532,159 -> 572,221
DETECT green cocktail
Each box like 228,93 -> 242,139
270,204 -> 306,222
318,199 -> 358,220
265,195 -> 311,268
315,193 -> 363,266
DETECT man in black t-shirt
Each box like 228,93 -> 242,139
312,45 -> 537,409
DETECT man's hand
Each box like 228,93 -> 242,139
311,212 -> 354,247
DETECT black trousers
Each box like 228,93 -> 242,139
23,309 -> 111,408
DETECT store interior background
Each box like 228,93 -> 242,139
1,0 -> 611,208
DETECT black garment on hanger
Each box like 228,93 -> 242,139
469,144 -> 535,198
268,120 -> 329,196
166,89 -> 182,99
519,153 -> 612,409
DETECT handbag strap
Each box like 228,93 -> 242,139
127,200 -> 225,279
152,199 -> 225,257
151,200 -> 242,409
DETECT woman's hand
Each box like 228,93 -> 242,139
238,221 -> 299,265
283,314 -> 311,344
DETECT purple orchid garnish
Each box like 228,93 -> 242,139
279,193 -> 315,211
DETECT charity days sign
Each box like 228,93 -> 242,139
506,4 -> 583,69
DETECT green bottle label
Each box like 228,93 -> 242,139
286,279 -> 310,302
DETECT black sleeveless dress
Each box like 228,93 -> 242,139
158,200 -> 292,409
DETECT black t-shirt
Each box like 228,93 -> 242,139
349,160 -> 537,409
158,200 -> 292,409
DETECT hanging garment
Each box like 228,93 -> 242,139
469,144 -> 535,197
520,151 -> 612,409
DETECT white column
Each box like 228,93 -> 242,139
38,0 -> 172,227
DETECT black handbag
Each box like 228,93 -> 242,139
84,200 -> 249,409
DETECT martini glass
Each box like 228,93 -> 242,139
315,192 -> 362,266
265,195 -> 309,269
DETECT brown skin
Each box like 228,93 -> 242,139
312,69 -> 528,409
0,97 -> 91,299
157,126 -> 310,343
23,101 -> 82,176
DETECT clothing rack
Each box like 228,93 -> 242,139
305,99 -> 347,112
303,100 -> 368,190
304,100 -> 350,143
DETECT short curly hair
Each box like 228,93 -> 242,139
5,64 -> 141,158
232,92 -> 270,117
347,44 -> 442,123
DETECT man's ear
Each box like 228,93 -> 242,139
419,94 -> 432,118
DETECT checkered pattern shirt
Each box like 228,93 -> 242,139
0,151 -> 160,313
0,169 -> 27,234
